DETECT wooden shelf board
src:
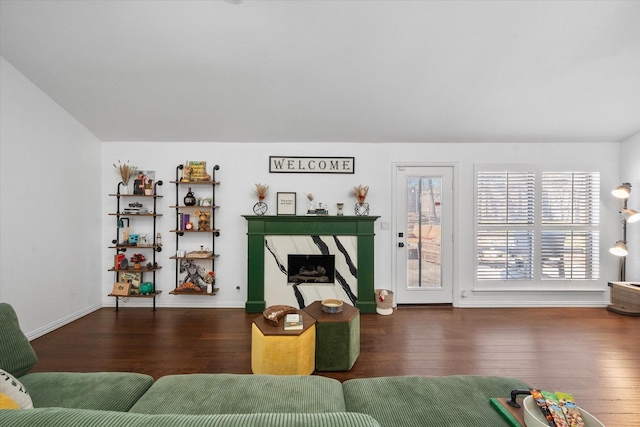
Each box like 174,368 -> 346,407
108,291 -> 163,298
108,194 -> 163,197
108,266 -> 162,272
170,289 -> 218,296
169,229 -> 220,233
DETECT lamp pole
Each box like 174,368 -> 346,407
618,198 -> 628,281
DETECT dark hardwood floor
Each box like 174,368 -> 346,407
29,306 -> 639,426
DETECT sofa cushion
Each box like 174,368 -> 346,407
0,407 -> 381,427
130,373 -> 347,415
343,375 -> 530,427
18,372 -> 153,411
0,303 -> 38,377
0,369 -> 33,409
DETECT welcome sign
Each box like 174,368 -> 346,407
269,156 -> 355,174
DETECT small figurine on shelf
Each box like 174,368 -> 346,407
194,210 -> 211,231
130,253 -> 146,270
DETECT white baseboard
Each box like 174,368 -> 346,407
26,303 -> 102,341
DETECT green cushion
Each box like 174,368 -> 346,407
0,408 -> 382,427
343,375 -> 531,427
19,372 -> 153,411
0,303 -> 38,377
130,374 -> 347,415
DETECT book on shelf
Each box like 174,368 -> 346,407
284,313 -> 303,330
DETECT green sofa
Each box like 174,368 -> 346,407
0,303 -> 530,426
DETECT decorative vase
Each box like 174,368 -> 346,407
355,202 -> 369,216
206,282 -> 213,294
253,201 -> 267,215
120,184 -> 129,195
144,188 -> 153,196
184,188 -> 196,206
337,203 -> 344,216
134,263 -> 141,270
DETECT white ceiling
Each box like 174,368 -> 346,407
1,0 -> 639,143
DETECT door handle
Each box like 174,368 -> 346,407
398,242 -> 405,248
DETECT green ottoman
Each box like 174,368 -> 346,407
303,301 -> 360,371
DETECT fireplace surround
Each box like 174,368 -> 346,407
243,215 -> 379,313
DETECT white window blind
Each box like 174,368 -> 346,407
540,172 -> 600,280
477,171 -> 535,280
476,170 -> 599,283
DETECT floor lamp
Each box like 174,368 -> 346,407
607,183 -> 640,316
609,183 -> 640,281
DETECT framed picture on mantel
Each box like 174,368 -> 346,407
277,192 -> 296,215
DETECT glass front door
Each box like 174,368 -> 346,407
395,166 -> 453,304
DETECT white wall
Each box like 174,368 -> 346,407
0,57 -> 103,338
621,131 -> 640,280
103,141 -> 621,310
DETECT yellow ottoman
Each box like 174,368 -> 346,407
251,311 -> 316,375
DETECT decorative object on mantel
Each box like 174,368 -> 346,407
304,195 -> 328,216
253,183 -> 269,215
305,193 -> 315,213
276,192 -> 297,215
354,185 -> 369,216
113,159 -> 136,195
336,203 -> 344,216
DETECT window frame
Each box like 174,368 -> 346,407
474,164 -> 602,292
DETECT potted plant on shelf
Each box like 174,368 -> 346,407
144,180 -> 154,196
113,159 -> 136,194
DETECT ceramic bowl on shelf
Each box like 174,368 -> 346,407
523,395 -> 604,427
321,299 -> 344,314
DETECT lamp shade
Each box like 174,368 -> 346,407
612,183 -> 631,199
622,208 -> 640,223
609,241 -> 628,257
